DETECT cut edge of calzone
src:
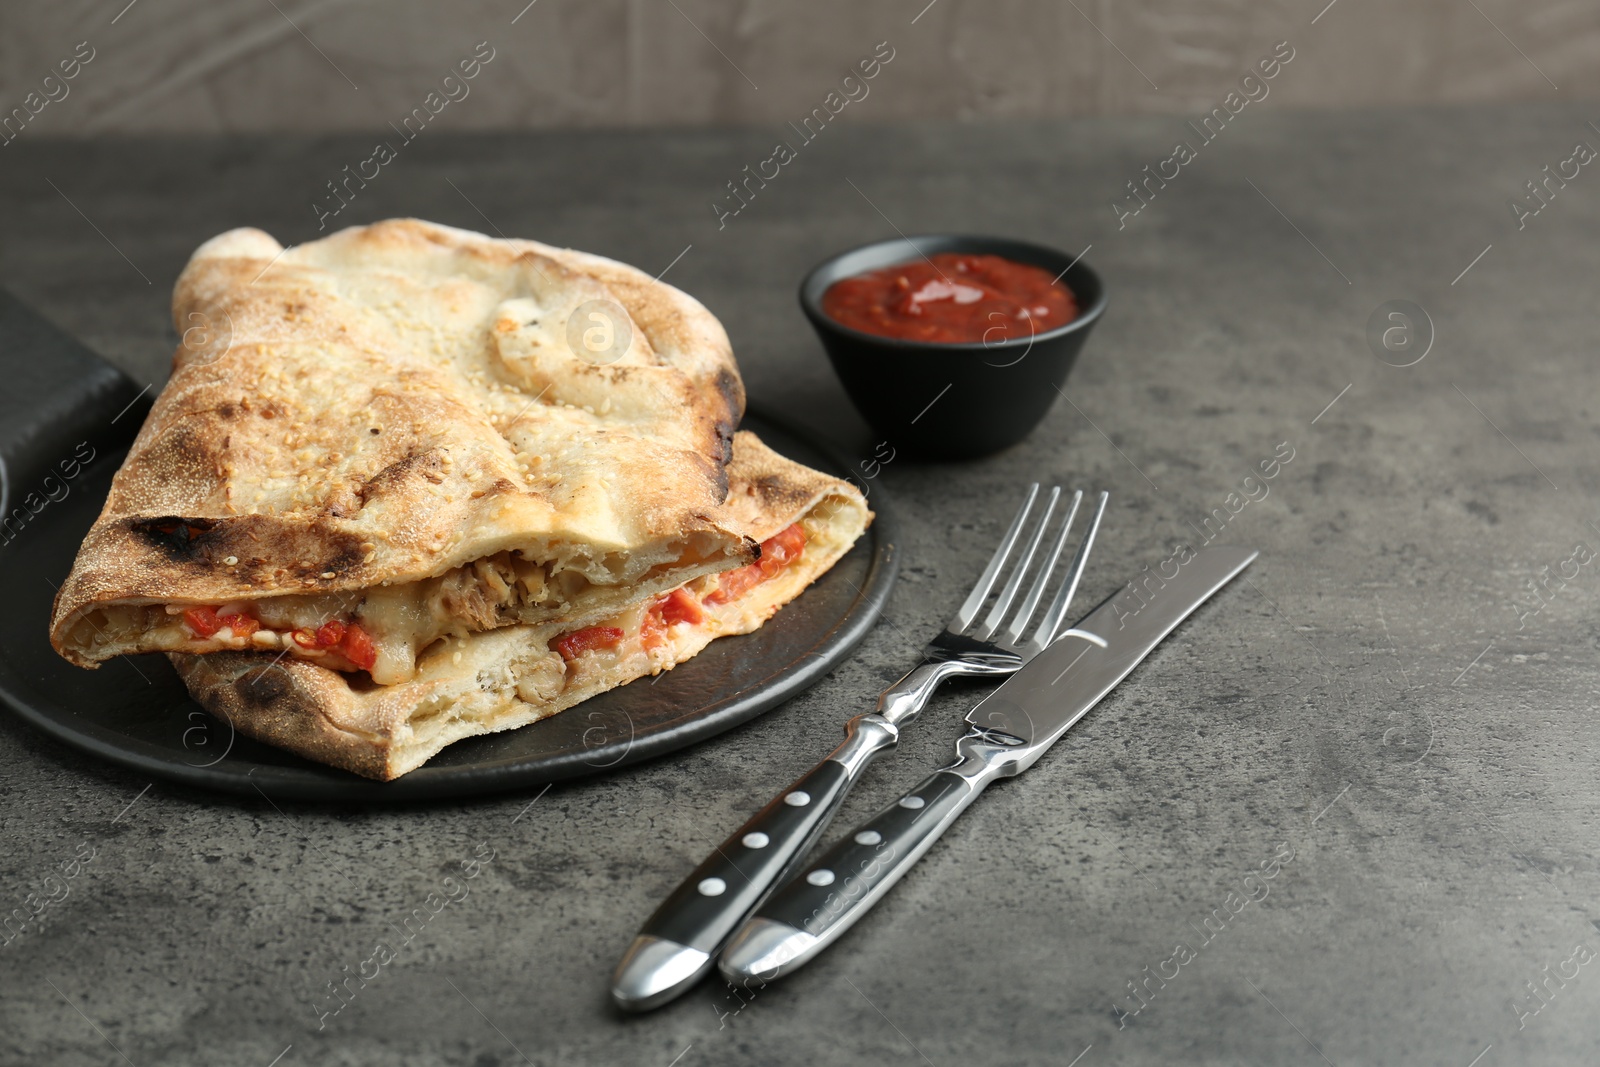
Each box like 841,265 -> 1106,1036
167,432 -> 869,781
50,218 -> 752,683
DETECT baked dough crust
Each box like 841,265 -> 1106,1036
169,432 -> 870,780
51,219 -> 751,674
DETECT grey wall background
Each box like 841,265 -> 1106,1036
0,0 -> 1595,136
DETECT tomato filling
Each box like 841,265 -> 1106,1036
639,609 -> 666,651
179,607 -> 376,671
705,524 -> 807,606
221,613 -> 260,639
554,625 -> 625,662
641,588 -> 706,651
340,623 -> 377,672
182,605 -> 260,639
182,606 -> 222,638
576,525 -> 807,659
290,619 -> 348,650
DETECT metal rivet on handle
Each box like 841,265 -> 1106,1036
785,791 -> 811,807
742,832 -> 770,849
898,796 -> 926,810
806,869 -> 835,887
698,877 -> 727,896
855,830 -> 883,846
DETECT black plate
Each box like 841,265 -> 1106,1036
0,412 -> 896,801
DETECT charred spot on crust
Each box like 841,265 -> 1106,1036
121,422 -> 224,502
710,433 -> 733,499
711,368 -> 742,471
268,523 -> 367,586
685,454 -> 729,505
235,664 -> 290,705
295,532 -> 365,580
131,516 -> 220,556
714,367 -> 744,417
707,371 -> 742,502
357,450 -> 445,506
746,473 -> 810,514
129,513 -> 364,586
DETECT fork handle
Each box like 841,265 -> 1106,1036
611,662 -> 963,1012
718,747 -> 1005,986
877,659 -> 968,721
610,715 -> 898,1011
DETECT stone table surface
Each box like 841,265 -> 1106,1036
3,101 -> 1599,1066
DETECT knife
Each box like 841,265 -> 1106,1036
717,544 -> 1258,984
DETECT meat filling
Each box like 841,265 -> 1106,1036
157,549 -> 579,682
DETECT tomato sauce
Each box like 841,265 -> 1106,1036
820,252 -> 1077,344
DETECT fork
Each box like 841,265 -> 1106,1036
609,485 -> 1109,1012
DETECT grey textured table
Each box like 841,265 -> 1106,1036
3,102 -> 1599,1066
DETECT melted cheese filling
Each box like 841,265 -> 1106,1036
78,511 -> 834,695
412,518 -> 823,709
78,547 -> 722,685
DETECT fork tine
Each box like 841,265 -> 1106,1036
1026,490 -> 1108,655
950,484 -> 1039,633
976,486 -> 1061,640
1002,489 -> 1083,646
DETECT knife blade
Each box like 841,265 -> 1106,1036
717,544 -> 1258,984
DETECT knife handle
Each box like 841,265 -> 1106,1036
717,727 -> 1020,985
610,712 -> 901,1011
610,661 -> 978,1012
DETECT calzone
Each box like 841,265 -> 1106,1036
169,432 -> 870,780
51,219 -> 753,684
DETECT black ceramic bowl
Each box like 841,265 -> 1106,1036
800,235 -> 1106,460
